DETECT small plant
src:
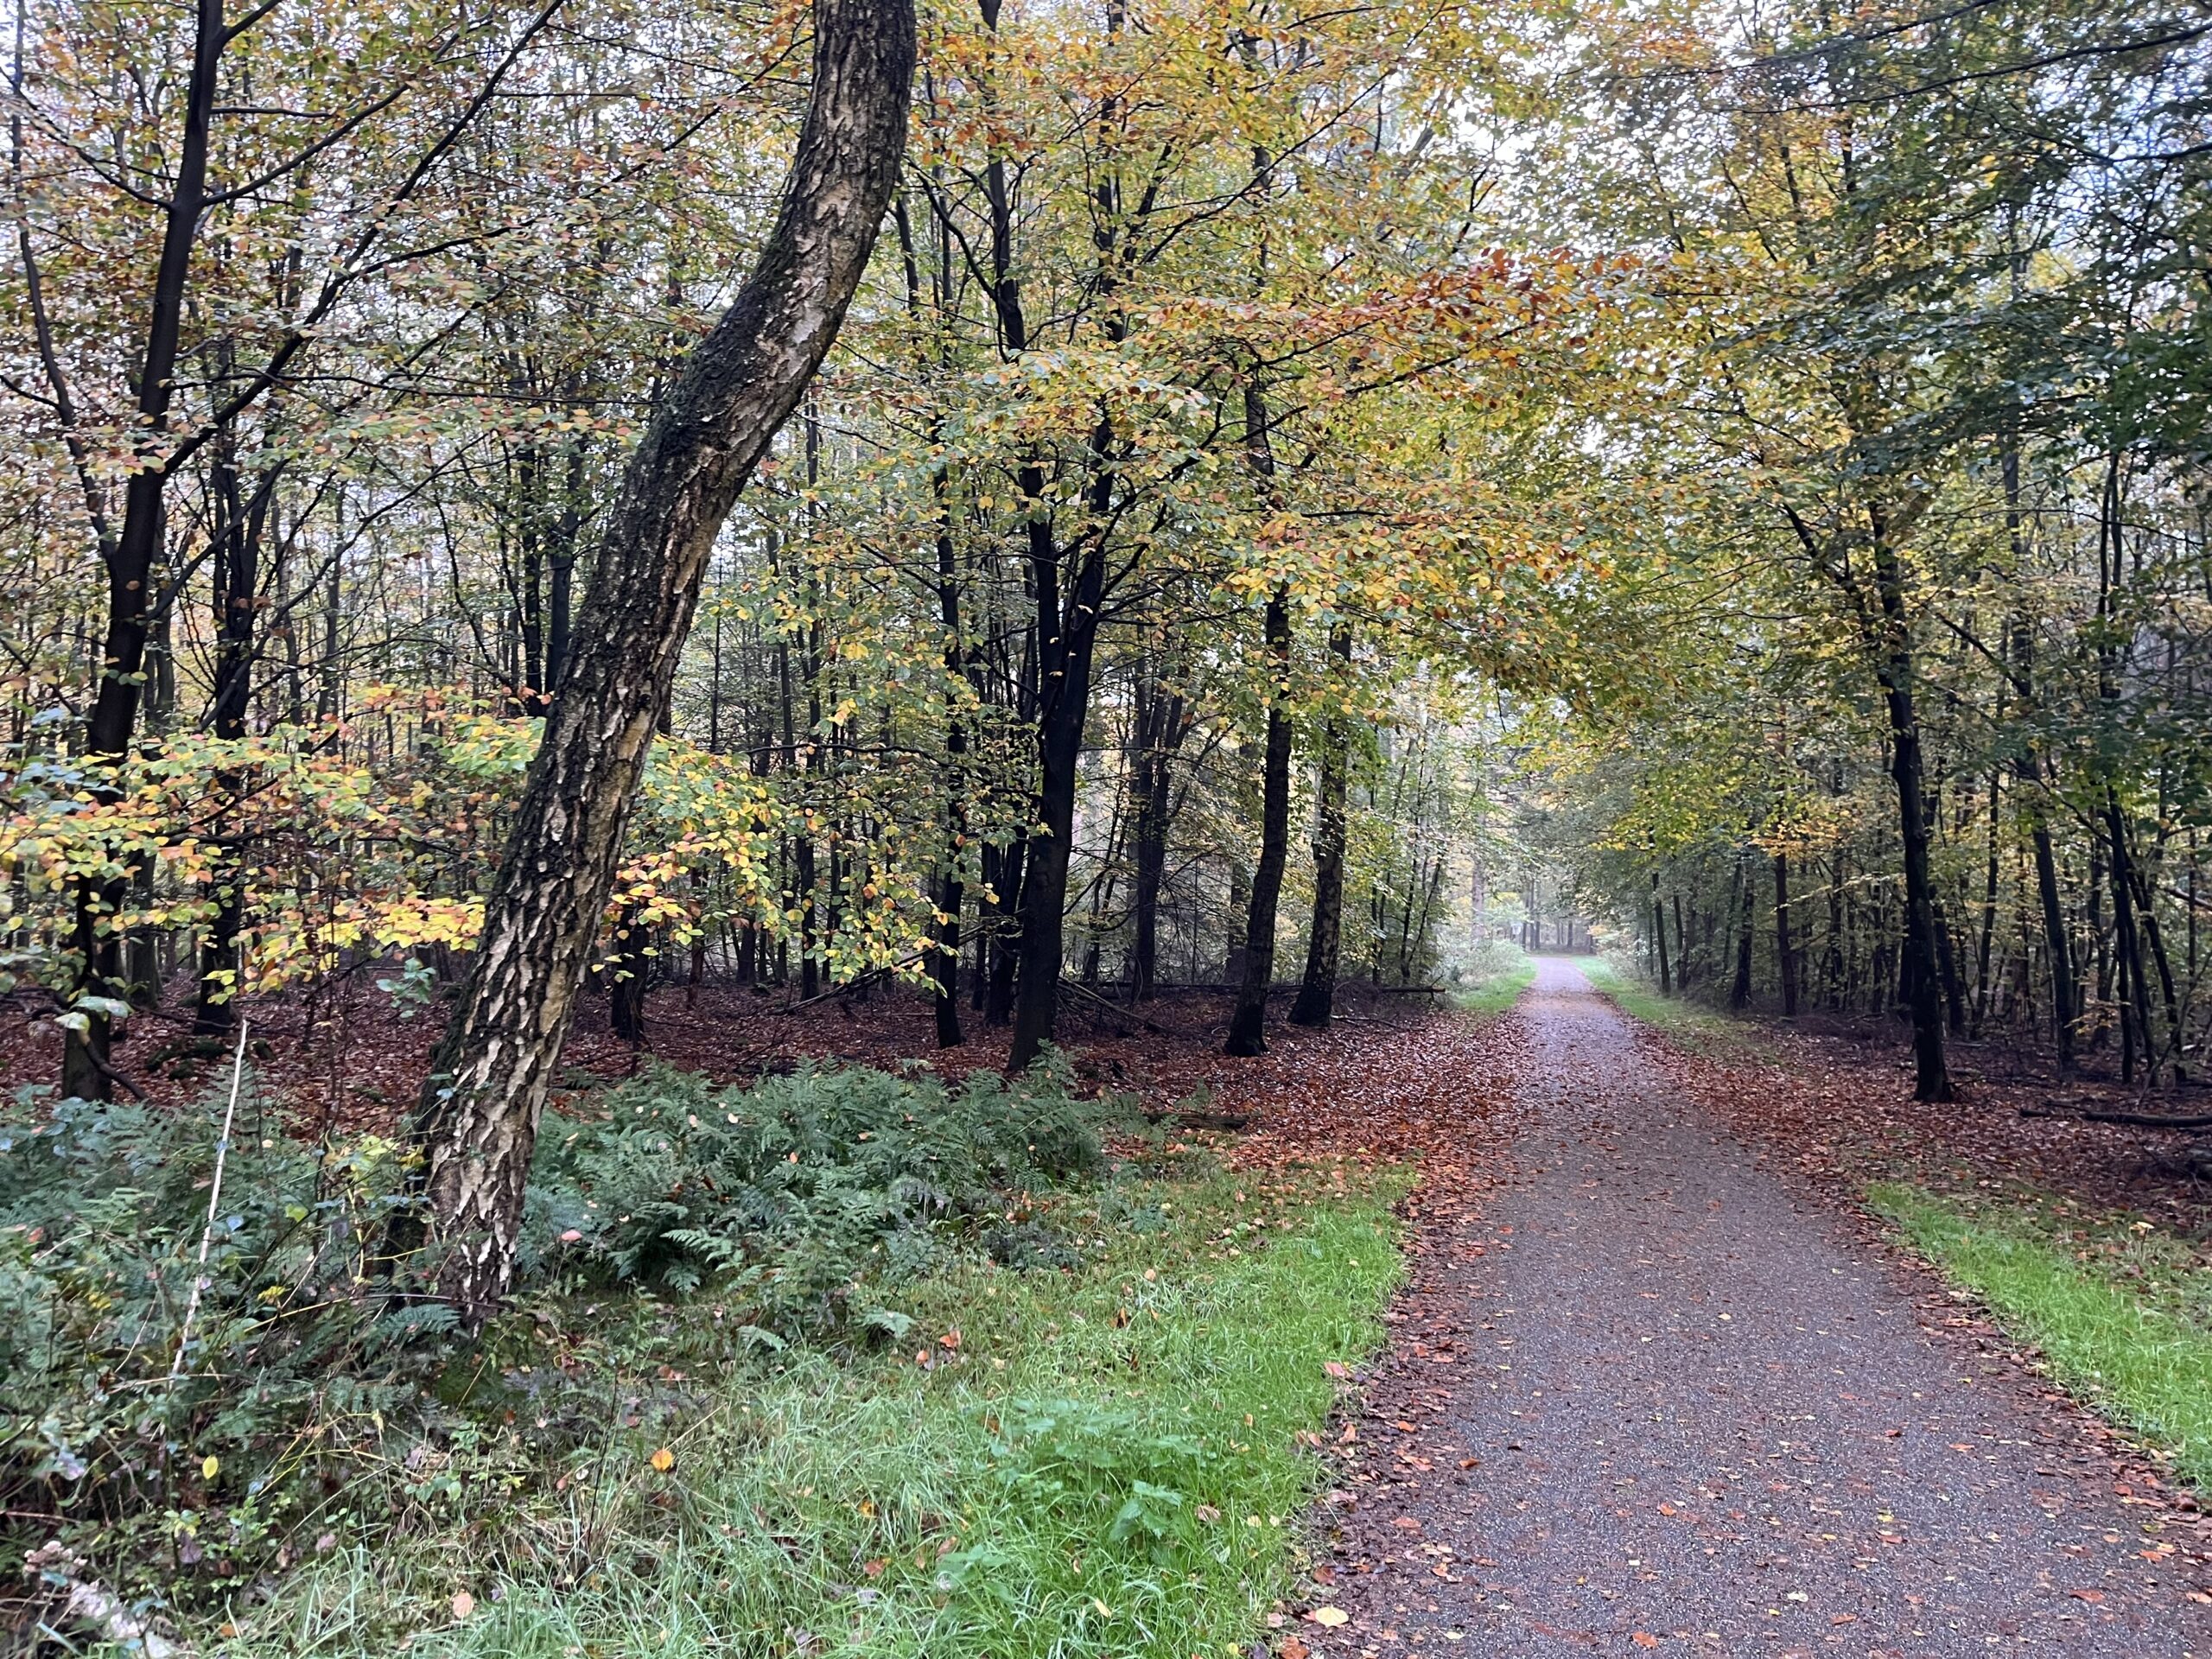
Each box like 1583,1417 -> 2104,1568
374,955 -> 440,1019
0,1052 -> 1126,1630
0,1081 -> 459,1611
985,1398 -> 1211,1560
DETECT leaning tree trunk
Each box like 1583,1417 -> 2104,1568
1226,583 -> 1293,1057
409,0 -> 914,1324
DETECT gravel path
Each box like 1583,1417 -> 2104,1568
1315,957 -> 2209,1658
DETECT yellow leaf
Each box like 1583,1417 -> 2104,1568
1311,1607 -> 1349,1627
201,1455 -> 220,1480
649,1446 -> 675,1473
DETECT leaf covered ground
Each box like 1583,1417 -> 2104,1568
4,987 -> 1527,1656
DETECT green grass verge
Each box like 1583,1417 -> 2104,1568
1866,1181 -> 2212,1488
205,1164 -> 1408,1657
1452,943 -> 1536,1014
1579,956 -> 1753,1054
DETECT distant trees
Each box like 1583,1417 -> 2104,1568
1520,0 -> 2211,1096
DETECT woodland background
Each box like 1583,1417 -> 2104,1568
1,0 -> 2209,1648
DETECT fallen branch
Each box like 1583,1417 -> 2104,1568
2020,1104 -> 2212,1130
772,922 -> 996,1014
1058,976 -> 1173,1035
1141,1107 -> 1251,1131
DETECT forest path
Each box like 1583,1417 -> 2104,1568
1318,957 -> 2206,1658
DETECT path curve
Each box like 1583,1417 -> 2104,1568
1319,957 -> 2208,1658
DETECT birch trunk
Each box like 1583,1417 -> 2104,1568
410,0 -> 914,1323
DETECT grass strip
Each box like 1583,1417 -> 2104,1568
1579,957 -> 1752,1054
1452,944 -> 1536,1015
211,1165 -> 1408,1657
1867,1180 -> 2212,1490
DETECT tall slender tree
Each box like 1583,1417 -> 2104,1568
411,0 -> 916,1320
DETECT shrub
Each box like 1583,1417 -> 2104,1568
0,1085 -> 452,1591
1,1053 -> 1119,1621
523,1054 -> 1121,1331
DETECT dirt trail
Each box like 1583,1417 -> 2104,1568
1318,957 -> 2209,1658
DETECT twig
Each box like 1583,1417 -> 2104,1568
170,1019 -> 249,1382
772,922 -> 997,1014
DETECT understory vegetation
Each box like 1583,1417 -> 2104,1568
5,1058 -> 1402,1653
1868,1183 -> 2212,1491
1448,942 -> 1536,1016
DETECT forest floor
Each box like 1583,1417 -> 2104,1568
0,971 -> 1471,1137
1304,957 -> 2212,1658
13,962 -> 2212,1655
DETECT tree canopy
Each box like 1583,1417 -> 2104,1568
3,0 -> 2209,1217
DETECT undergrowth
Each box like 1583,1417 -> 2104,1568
1867,1181 -> 2212,1490
3,1058 -> 1405,1656
226,1166 -> 1403,1657
1449,941 -> 1535,1015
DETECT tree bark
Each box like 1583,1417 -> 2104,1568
1730,854 -> 1754,1011
1872,526 -> 1954,1102
1773,850 -> 1796,1016
1971,769 -> 2001,1037
984,836 -> 1024,1026
1651,869 -> 1673,997
60,0 -> 222,1098
1127,666 -> 1191,1005
1224,861 -> 1250,983
408,0 -> 914,1323
1004,524 -> 1106,1069
607,906 -> 650,1046
1288,620 -> 1351,1028
928,509 -> 967,1048
893,190 -> 969,1049
1001,5 -> 1133,1069
194,438 -> 279,1035
2107,791 -> 2157,1085
1225,582 -> 1293,1056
